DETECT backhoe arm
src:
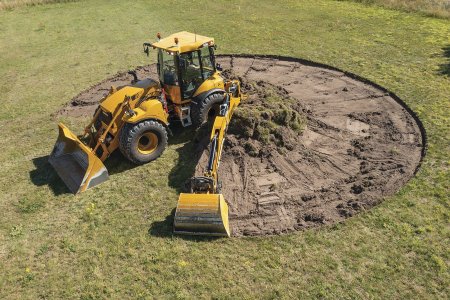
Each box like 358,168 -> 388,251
174,81 -> 243,237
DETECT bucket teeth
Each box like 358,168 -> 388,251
49,123 -> 109,194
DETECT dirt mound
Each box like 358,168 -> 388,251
58,55 -> 425,237
229,80 -> 306,154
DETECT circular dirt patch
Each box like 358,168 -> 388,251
58,55 -> 425,237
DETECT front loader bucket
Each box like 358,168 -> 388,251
174,193 -> 230,237
49,123 -> 109,194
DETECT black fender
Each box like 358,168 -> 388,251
191,88 -> 225,105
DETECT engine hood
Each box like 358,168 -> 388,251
100,78 -> 159,113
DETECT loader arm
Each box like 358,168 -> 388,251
174,81 -> 243,237
48,96 -> 132,194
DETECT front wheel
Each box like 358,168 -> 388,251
119,120 -> 168,165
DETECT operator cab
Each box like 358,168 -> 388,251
147,31 -> 218,102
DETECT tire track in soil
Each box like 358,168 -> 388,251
57,55 -> 425,237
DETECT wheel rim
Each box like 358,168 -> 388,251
137,132 -> 158,155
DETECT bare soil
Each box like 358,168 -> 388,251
58,55 -> 425,237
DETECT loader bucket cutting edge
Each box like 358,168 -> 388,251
48,123 -> 109,194
174,193 -> 230,237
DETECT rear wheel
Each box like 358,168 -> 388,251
119,120 -> 168,165
191,93 -> 224,127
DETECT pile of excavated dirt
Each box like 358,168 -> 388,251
57,55 -> 425,237
227,79 -> 307,155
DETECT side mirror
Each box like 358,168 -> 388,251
216,63 -> 223,71
143,42 -> 151,56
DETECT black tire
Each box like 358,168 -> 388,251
119,120 -> 168,165
191,93 -> 224,127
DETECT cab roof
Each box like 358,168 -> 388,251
151,31 -> 214,54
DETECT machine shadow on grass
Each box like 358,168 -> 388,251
29,151 -> 138,196
438,45 -> 450,77
30,156 -> 71,195
166,122 -> 211,193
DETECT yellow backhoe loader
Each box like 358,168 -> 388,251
49,31 -> 243,236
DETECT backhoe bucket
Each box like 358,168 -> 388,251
49,123 -> 109,194
174,193 -> 230,237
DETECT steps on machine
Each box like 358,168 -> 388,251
180,106 -> 192,127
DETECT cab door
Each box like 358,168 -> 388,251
179,50 -> 203,99
158,50 -> 182,104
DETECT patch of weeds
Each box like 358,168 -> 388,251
59,238 -> 76,253
82,202 -> 99,226
84,202 -> 96,217
15,197 -> 45,214
19,268 -> 34,286
36,243 -> 51,256
430,254 -> 446,272
9,224 -> 24,238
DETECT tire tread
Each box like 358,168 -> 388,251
119,120 -> 168,165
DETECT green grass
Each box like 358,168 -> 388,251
0,0 -> 449,298
339,0 -> 450,18
0,0 -> 76,10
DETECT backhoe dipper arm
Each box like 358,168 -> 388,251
174,80 -> 243,237
191,83 -> 241,194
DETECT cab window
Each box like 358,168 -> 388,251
158,49 -> 178,86
179,51 -> 202,99
200,46 -> 214,79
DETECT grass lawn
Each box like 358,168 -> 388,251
0,0 -> 448,298
341,0 -> 450,19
